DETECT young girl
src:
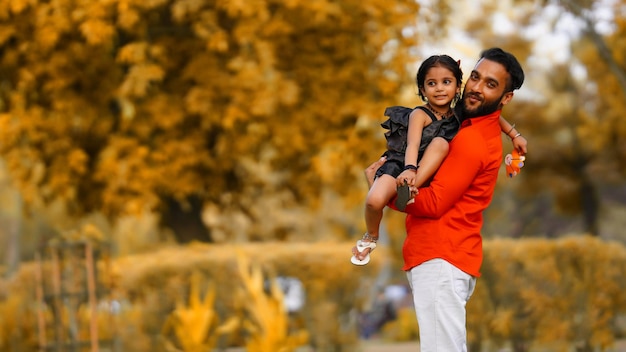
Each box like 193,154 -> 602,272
351,55 -> 527,265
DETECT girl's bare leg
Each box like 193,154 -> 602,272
414,137 -> 449,187
365,174 -> 397,239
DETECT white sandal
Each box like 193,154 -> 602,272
351,233 -> 378,266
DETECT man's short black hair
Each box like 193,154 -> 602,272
480,47 -> 525,92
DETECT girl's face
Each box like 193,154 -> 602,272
420,65 -> 460,109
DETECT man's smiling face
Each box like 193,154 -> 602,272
461,58 -> 514,118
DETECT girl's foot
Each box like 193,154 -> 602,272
351,233 -> 378,265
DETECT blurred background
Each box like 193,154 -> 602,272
1,0 -> 626,351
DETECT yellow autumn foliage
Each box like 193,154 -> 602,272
235,252 -> 308,352
162,272 -> 238,352
0,0 -> 429,243
468,235 -> 626,351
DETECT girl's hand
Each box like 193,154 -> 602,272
396,170 -> 416,187
512,135 -> 527,155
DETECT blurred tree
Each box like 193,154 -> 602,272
571,2 -> 626,178
557,0 -> 626,96
508,64 -> 602,237
510,0 -> 626,236
0,0 -> 448,243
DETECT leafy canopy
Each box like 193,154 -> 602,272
0,0 -> 424,241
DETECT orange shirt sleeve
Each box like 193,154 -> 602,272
404,127 -> 484,218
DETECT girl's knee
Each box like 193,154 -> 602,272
365,195 -> 387,211
367,176 -> 395,209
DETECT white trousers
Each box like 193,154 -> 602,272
406,259 -> 476,352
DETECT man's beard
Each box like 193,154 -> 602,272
460,92 -> 503,119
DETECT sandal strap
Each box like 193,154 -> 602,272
356,240 -> 377,251
362,233 -> 378,243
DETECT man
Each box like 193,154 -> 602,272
354,47 -> 525,351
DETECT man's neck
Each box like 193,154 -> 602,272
456,106 -> 501,122
471,110 -> 501,120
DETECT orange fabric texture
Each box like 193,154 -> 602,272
399,110 -> 503,277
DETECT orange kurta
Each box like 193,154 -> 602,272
400,110 -> 503,277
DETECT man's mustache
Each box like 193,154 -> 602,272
465,92 -> 483,102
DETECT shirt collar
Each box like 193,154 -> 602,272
460,110 -> 501,128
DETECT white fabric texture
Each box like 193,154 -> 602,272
406,258 -> 476,351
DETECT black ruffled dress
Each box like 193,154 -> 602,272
375,105 -> 460,178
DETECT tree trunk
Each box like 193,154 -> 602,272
160,195 -> 212,243
5,192 -> 22,277
579,175 -> 599,236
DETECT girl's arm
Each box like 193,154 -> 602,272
397,109 -> 427,187
499,116 -> 527,155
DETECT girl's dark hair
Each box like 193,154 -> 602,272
416,55 -> 463,101
479,47 -> 525,92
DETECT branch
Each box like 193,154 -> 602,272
560,0 -> 626,98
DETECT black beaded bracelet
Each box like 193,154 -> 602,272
404,164 -> 418,171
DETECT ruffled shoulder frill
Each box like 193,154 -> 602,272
381,106 -> 415,132
380,106 -> 416,153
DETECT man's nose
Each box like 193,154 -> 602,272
468,81 -> 483,94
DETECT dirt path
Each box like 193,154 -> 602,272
229,338 -> 626,351
360,340 -> 419,352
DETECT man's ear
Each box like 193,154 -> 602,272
500,91 -> 514,106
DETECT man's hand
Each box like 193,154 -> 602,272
364,156 -> 386,188
512,135 -> 528,155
